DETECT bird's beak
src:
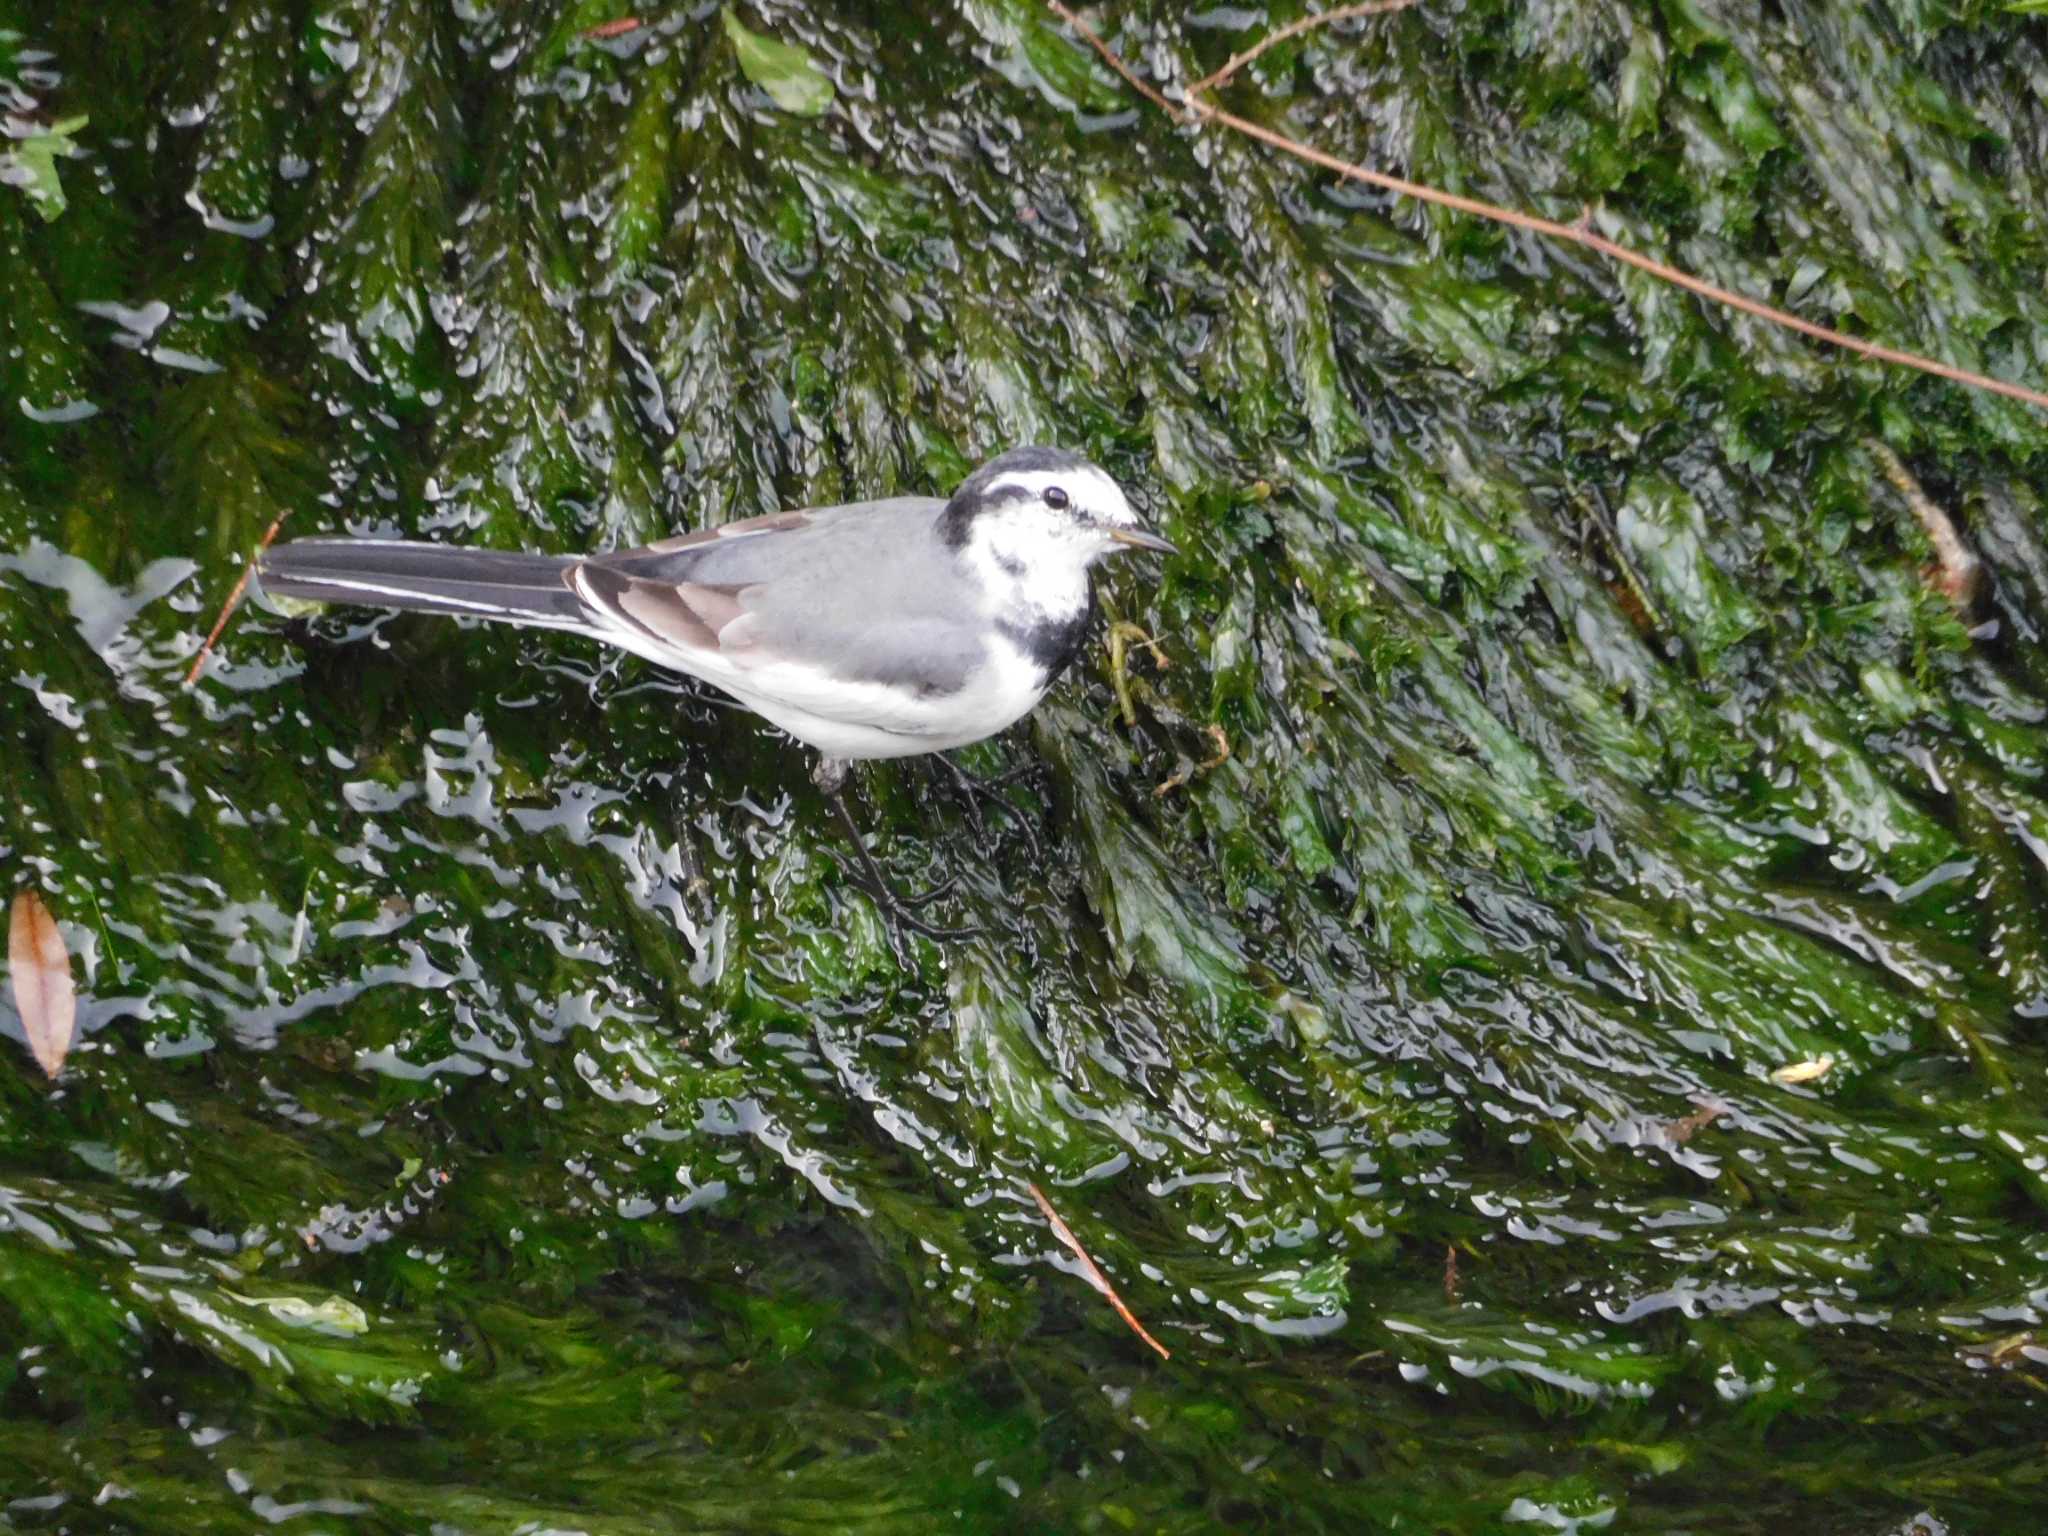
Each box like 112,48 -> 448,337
1107,526 -> 1178,555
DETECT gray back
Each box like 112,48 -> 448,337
590,497 -> 990,693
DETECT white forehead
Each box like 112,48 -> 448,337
982,465 -> 1137,524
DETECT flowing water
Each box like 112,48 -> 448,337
3,1 -> 2048,1530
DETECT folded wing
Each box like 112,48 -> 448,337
571,499 -> 991,730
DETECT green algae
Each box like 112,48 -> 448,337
3,0 -> 2048,1530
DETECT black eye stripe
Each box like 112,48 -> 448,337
1043,486 -> 1070,510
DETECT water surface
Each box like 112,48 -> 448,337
3,2 -> 2048,1530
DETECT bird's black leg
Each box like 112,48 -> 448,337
931,750 -> 1044,862
811,756 -> 981,948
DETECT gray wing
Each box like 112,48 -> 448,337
575,497 -> 987,697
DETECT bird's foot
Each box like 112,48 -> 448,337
931,752 -> 1044,861
851,869 -> 981,948
839,840 -> 984,957
812,757 -> 982,958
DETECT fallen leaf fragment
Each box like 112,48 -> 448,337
1664,1099 -> 1727,1144
1866,437 -> 1982,612
721,7 -> 835,117
1961,1331 -> 2048,1378
2,114 -> 89,222
1771,1054 -> 1835,1086
9,890 -> 77,1079
1027,1182 -> 1170,1361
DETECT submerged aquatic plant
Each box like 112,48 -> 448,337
3,1 -> 2048,1528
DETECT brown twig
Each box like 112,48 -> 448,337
1188,0 -> 1420,97
582,17 -> 642,40
1027,1181 -> 1172,1360
184,511 -> 290,686
1154,723 -> 1231,797
1044,2 -> 2048,415
1050,2 -> 1185,120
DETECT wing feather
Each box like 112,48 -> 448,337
572,566 -> 748,657
566,495 -> 1004,740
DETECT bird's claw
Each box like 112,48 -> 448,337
933,754 -> 1045,862
816,767 -> 982,958
892,870 -> 962,909
842,861 -> 978,935
853,877 -> 985,962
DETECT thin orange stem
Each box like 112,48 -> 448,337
1188,0 -> 1420,97
1027,1182 -> 1172,1360
1050,1 -> 1187,120
1045,1 -> 2048,414
185,511 -> 290,686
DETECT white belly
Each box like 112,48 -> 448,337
591,617 -> 1053,761
726,638 -> 1052,759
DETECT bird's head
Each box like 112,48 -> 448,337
940,447 -> 1175,581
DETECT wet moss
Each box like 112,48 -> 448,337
5,0 -> 2048,1529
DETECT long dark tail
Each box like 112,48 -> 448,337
258,540 -> 589,629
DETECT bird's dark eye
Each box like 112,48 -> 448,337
1043,486 -> 1070,511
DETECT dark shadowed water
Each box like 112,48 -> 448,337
4,1 -> 2048,1530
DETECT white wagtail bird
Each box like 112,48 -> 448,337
258,445 -> 1175,941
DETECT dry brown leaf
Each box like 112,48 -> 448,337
1963,1331 -> 2040,1369
1866,438 -> 1983,612
1664,1099 -> 1728,1144
9,890 -> 76,1079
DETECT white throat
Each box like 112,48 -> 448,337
959,517 -> 1094,626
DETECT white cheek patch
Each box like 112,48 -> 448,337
961,507 -> 1097,617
